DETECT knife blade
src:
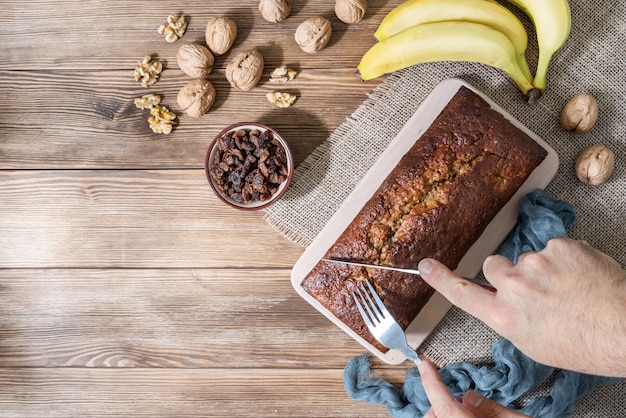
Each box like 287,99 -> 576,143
320,258 -> 495,290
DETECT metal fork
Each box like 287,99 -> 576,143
352,280 -> 421,365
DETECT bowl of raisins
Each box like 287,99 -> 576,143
205,122 -> 294,210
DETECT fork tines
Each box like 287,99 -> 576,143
352,280 -> 384,327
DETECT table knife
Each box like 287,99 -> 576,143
320,258 -> 495,290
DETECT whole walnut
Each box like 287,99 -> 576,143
205,17 -> 237,56
561,93 -> 598,134
335,0 -> 367,24
575,144 -> 615,186
176,44 -> 214,79
259,0 -> 291,23
225,50 -> 264,91
295,17 -> 332,54
177,79 -> 216,118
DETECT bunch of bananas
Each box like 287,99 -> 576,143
357,0 -> 571,103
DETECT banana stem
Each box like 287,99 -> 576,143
533,51 -> 554,91
526,88 -> 542,105
517,54 -> 534,85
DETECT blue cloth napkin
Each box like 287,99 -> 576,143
344,189 -> 622,417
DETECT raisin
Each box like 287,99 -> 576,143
209,127 -> 288,204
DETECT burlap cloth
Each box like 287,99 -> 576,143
264,0 -> 625,415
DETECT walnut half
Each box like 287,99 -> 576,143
266,92 -> 296,108
134,55 -> 163,88
269,66 -> 297,83
148,105 -> 177,134
134,94 -> 162,110
157,15 -> 187,43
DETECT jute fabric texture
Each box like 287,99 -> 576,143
264,0 -> 626,415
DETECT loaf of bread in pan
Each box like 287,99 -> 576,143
301,86 -> 548,352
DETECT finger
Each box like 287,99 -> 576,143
482,254 -> 515,287
423,409 -> 437,418
463,390 -> 529,417
419,361 -> 484,418
418,360 -> 455,405
418,361 -> 471,417
418,258 -> 497,321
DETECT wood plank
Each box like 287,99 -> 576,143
0,170 -> 303,268
0,68 -> 380,169
0,269 -> 382,368
0,2 -> 432,416
1,0 -> 401,70
0,367 -> 401,417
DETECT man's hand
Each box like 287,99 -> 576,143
419,360 -> 530,417
418,238 -> 626,377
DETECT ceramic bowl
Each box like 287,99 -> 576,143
205,122 -> 294,210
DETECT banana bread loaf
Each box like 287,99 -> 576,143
301,86 -> 548,352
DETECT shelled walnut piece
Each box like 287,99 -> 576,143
259,0 -> 291,23
295,17 -> 332,53
226,50 -> 264,91
176,43 -> 214,78
269,67 -> 297,83
134,94 -> 162,110
157,15 -> 187,43
335,0 -> 367,24
177,79 -> 216,118
148,105 -> 177,134
205,17 -> 237,56
134,55 -> 163,88
266,92 -> 296,108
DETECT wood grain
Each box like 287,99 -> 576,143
0,269 -> 368,368
0,368 -> 401,417
1,1 -> 396,70
0,0 -> 413,416
0,69 -> 378,169
0,170 -> 303,268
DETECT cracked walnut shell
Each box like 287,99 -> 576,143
205,17 -> 237,56
225,50 -> 264,91
259,0 -> 291,23
335,0 -> 367,24
177,79 -> 216,118
176,43 -> 214,79
295,17 -> 332,53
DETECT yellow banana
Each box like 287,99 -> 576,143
375,0 -> 533,82
358,21 -> 540,101
504,0 -> 571,91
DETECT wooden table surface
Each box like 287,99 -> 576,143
0,1 -> 413,416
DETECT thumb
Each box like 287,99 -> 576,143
462,391 -> 530,418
